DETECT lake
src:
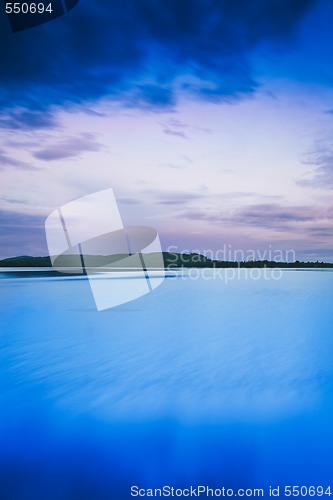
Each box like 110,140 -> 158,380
0,268 -> 333,499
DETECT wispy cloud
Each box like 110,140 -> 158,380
117,197 -> 142,205
0,149 -> 37,170
299,147 -> 333,189
147,189 -> 207,206
182,203 -> 333,235
159,118 -> 211,140
0,210 -> 48,259
0,109 -> 58,130
159,118 -> 189,139
163,127 -> 189,140
32,133 -> 104,161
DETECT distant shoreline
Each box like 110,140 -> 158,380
1,253 -> 333,269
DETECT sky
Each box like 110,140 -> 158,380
1,0 -> 333,261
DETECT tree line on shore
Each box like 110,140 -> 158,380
1,253 -> 333,269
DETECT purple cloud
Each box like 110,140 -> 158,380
0,149 -> 37,170
182,203 -> 333,234
299,148 -> 333,189
0,210 -> 48,259
32,133 -> 104,161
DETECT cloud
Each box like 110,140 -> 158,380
32,133 -> 104,161
147,189 -> 282,208
306,226 -> 333,238
0,149 -> 37,170
0,0 -> 317,123
301,248 -> 333,260
0,210 -> 48,259
299,148 -> 333,189
159,118 -> 211,140
146,189 -> 206,206
233,204 -> 315,228
162,127 -> 189,140
182,203 -> 333,234
0,109 -> 58,130
117,197 -> 142,205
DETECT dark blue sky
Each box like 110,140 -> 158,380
0,0 -> 325,122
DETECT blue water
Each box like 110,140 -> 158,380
0,269 -> 333,499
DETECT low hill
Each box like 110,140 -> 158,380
1,253 -> 333,269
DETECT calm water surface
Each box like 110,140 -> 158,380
0,269 -> 333,498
